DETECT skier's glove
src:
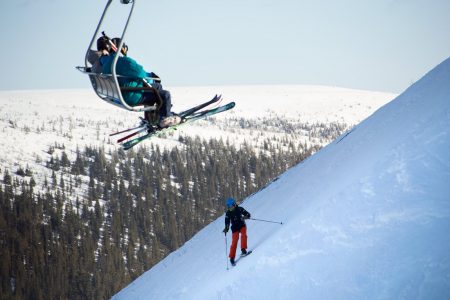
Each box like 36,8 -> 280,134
223,227 -> 229,233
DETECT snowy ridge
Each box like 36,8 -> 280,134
0,85 -> 393,192
113,59 -> 450,300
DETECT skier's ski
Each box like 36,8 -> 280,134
232,250 -> 253,267
117,126 -> 148,143
110,95 -> 222,143
122,101 -> 235,150
110,121 -> 146,137
179,94 -> 222,118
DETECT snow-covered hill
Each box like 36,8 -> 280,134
112,59 -> 450,300
0,85 -> 393,188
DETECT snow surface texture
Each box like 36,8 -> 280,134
0,85 -> 392,186
112,59 -> 450,300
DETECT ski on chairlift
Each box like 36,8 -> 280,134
76,0 -> 235,150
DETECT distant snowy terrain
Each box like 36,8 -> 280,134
0,85 -> 393,189
112,59 -> 450,300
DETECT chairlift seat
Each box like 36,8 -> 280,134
76,0 -> 162,113
77,66 -> 161,112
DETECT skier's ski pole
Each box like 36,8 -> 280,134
224,233 -> 229,270
250,218 -> 283,225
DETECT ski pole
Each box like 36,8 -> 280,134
250,218 -> 283,225
224,233 -> 229,270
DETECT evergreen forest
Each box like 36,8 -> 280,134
0,136 -> 320,299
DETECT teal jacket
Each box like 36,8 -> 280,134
101,54 -> 154,106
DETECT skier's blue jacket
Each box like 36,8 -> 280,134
101,54 -> 154,106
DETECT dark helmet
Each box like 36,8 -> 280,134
226,198 -> 236,208
111,37 -> 128,55
96,36 -> 111,52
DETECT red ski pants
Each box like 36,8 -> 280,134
229,226 -> 247,259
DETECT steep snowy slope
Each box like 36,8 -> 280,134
113,59 -> 450,300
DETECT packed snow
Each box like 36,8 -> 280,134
112,59 -> 450,300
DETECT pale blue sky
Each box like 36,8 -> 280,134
1,0 -> 449,93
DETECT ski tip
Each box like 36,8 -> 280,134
224,101 -> 235,108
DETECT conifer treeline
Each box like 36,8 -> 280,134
0,136 -> 318,299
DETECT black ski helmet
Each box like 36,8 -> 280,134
111,38 -> 128,55
96,36 -> 111,52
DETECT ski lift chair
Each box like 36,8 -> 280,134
76,0 -> 162,113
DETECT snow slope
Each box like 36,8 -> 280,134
112,59 -> 450,300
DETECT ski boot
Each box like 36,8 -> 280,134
230,258 -> 236,266
159,114 -> 181,128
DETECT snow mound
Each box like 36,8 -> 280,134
113,58 -> 450,300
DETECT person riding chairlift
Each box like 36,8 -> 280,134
86,36 -> 111,74
100,37 -> 181,128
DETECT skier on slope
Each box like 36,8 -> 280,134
223,198 -> 251,266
